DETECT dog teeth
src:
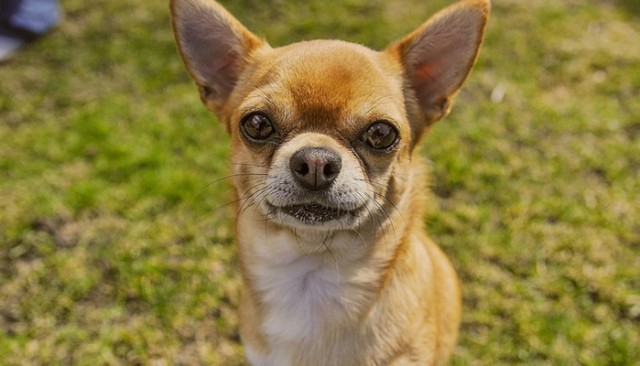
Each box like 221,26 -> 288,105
281,203 -> 344,223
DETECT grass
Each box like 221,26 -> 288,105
1,0 -> 639,364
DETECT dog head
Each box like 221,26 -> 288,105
171,0 -> 489,232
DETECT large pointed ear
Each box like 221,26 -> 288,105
386,0 -> 489,129
170,0 -> 265,113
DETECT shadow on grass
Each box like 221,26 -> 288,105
615,0 -> 640,17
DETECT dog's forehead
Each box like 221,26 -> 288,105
277,41 -> 386,92
248,40 -> 405,131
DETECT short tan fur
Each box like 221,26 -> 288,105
170,1 -> 489,365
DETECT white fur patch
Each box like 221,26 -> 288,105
260,257 -> 340,342
240,226 -> 381,365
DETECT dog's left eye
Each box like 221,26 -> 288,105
240,113 -> 275,141
362,121 -> 399,150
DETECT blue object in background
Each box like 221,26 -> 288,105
0,0 -> 60,60
1,0 -> 60,34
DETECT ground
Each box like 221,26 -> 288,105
1,0 -> 639,364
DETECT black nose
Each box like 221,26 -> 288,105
289,148 -> 342,191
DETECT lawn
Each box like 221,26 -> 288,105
1,0 -> 639,365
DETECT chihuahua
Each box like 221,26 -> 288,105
170,0 -> 489,364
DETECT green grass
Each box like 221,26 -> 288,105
1,0 -> 639,364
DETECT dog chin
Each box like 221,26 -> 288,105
264,201 -> 368,230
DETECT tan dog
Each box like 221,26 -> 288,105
170,0 -> 489,364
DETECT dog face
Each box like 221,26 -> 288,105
226,42 -> 412,231
171,0 -> 489,233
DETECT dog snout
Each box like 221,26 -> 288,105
289,147 -> 342,191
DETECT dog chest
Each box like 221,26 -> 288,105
254,254 -> 347,343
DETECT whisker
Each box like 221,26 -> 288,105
365,191 -> 398,249
235,183 -> 272,228
293,228 -> 305,253
190,172 -> 268,205
321,232 -> 341,286
358,190 -> 389,243
216,179 -> 268,215
373,190 -> 406,226
229,162 -> 270,169
355,178 -> 406,226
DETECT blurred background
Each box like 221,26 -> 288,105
1,0 -> 639,364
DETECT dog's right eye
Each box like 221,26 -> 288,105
240,113 -> 275,141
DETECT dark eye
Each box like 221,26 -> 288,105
240,113 -> 275,141
362,121 -> 399,150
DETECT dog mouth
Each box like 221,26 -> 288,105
268,202 -> 362,225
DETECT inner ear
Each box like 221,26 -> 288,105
387,0 -> 490,127
170,0 -> 265,112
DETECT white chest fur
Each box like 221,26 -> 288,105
243,229 -> 378,345
258,255 -> 340,342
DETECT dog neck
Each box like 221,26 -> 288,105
234,161 -> 424,346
